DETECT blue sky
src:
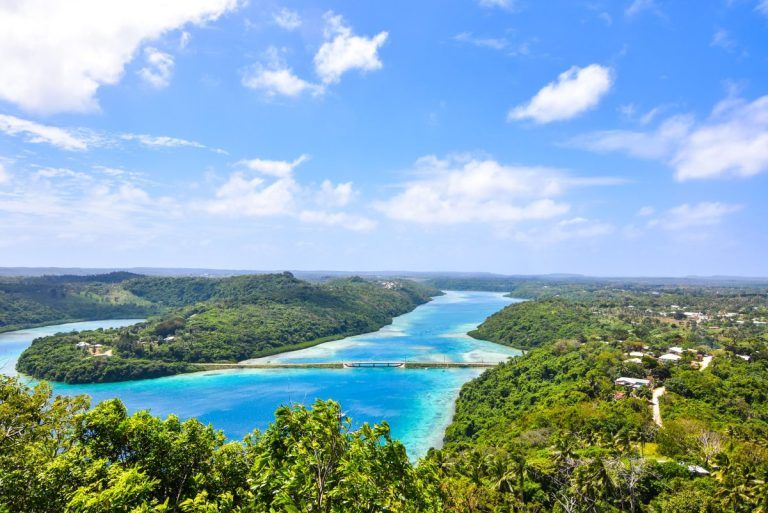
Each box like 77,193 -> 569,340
0,0 -> 767,275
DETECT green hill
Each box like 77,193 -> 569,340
16,274 -> 440,383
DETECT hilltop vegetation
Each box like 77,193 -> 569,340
16,274 -> 439,383
0,272 -> 159,332
0,376 -> 440,513
430,282 -> 768,512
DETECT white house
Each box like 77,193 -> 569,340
75,341 -> 92,349
624,358 -> 642,364
659,353 -> 682,363
668,346 -> 684,354
615,377 -> 650,389
628,351 -> 645,358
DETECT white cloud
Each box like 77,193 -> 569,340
508,64 -> 613,123
206,155 -> 369,231
0,163 -> 9,185
242,65 -> 317,97
0,113 -> 226,154
121,133 -> 209,150
0,165 -> 178,245
273,8 -> 302,30
637,206 -> 655,217
375,155 -> 575,224
573,95 -> 768,180
179,31 -> 192,49
242,47 -> 320,98
477,0 -> 517,9
711,29 -> 737,52
298,210 -> 376,232
648,202 -> 741,230
625,0 -> 664,18
314,12 -> 388,85
317,180 -> 354,207
0,0 -> 238,114
0,114 -> 90,151
239,154 -> 309,178
138,47 -> 175,89
757,0 -> 768,15
206,172 -> 297,217
243,14 -> 387,98
508,217 -> 615,245
453,32 -> 509,51
572,115 -> 693,160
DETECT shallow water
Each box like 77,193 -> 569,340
0,319 -> 145,376
3,291 -> 520,459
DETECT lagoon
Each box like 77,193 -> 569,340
2,291 -> 520,459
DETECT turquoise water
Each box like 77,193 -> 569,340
0,319 -> 145,376
2,291 -> 520,459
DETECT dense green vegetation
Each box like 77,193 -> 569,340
16,274 -> 440,383
468,299 -> 605,350
0,272 -> 159,332
0,376 -> 441,512
429,281 -> 768,512
6,274 -> 768,510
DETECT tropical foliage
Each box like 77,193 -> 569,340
16,274 -> 439,383
0,376 -> 440,512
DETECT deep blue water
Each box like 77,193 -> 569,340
1,291 -> 520,459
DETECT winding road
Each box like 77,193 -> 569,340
652,386 -> 665,427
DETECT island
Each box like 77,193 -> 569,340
14,272 -> 440,383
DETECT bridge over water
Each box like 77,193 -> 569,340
195,361 -> 499,371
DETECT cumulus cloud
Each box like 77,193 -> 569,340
317,180 -> 354,207
375,155 -> 576,224
242,47 -> 319,98
0,114 -> 89,151
242,65 -> 317,97
239,155 -> 309,178
243,13 -> 387,98
0,0 -> 239,114
648,202 -> 742,230
508,64 -> 613,123
206,155 -> 371,231
207,172 -> 297,217
573,95 -> 768,180
313,12 -> 388,85
273,8 -> 302,30
138,48 -> 175,88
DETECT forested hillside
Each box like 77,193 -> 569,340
16,274 -> 440,383
430,283 -> 768,511
0,272 -> 160,331
0,376 -> 440,513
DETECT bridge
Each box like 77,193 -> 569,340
194,361 -> 499,371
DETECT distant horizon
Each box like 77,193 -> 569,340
1,266 -> 767,281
